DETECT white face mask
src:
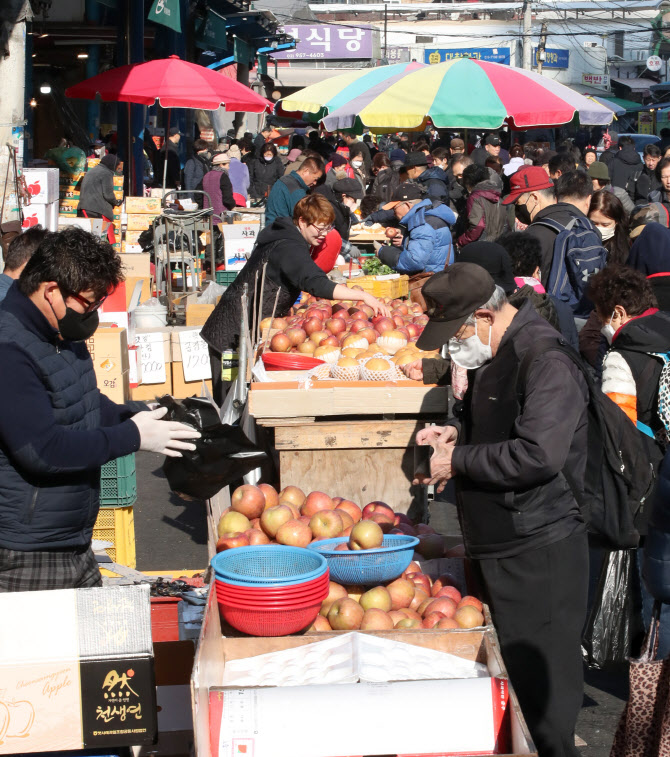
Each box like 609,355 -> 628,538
600,310 -> 616,344
596,225 -> 615,241
448,319 -> 493,370
351,160 -> 363,169
264,155 -> 273,162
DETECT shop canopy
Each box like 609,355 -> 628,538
598,96 -> 645,113
313,58 -> 614,133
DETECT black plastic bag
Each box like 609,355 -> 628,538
582,549 -> 641,668
158,396 -> 267,500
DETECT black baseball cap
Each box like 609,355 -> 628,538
416,263 -> 496,350
383,183 -> 424,209
333,177 -> 364,200
405,151 -> 428,168
485,134 -> 501,146
169,126 -> 182,137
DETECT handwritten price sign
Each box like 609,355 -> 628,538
134,332 -> 167,385
178,329 -> 212,383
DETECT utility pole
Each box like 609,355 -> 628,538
522,1 -> 532,70
537,22 -> 547,75
383,4 -> 388,62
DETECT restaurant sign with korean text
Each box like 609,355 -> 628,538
273,25 -> 374,60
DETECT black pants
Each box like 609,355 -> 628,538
474,531 -> 589,757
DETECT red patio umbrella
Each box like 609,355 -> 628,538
66,55 -> 272,192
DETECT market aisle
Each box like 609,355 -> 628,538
133,451 -> 209,571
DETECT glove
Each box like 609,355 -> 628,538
131,407 -> 201,458
348,245 -> 362,260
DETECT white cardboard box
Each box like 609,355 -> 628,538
23,167 -> 59,204
22,200 -> 58,231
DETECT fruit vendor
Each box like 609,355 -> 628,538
201,194 -> 391,405
0,228 -> 199,592
414,263 -> 589,757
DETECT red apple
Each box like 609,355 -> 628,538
334,542 -> 350,551
279,485 -> 306,508
309,510 -> 344,540
389,610 -> 407,626
276,519 -> 313,548
309,330 -> 329,345
436,617 -> 460,630
435,586 -> 462,604
231,484 -> 266,520
301,491 -> 335,518
374,317 -> 395,334
395,513 -> 413,526
350,319 -> 370,333
431,573 -> 458,596
369,513 -> 395,533
455,606 -> 485,628
458,596 -> 484,612
320,581 -> 349,616
319,335 -> 340,347
325,317 -> 347,335
328,598 -> 364,630
336,500 -> 362,523
258,483 -> 279,510
337,510 -> 354,531
349,520 -> 384,550
403,561 -> 423,577
386,578 -> 416,610
392,523 -> 416,536
416,534 -> 445,560
424,598 -> 457,619
410,588 -> 429,612
270,333 -> 291,352
422,611 -> 447,629
406,572 -> 432,596
217,511 -> 251,538
304,317 -> 324,336
360,608 -> 394,630
216,532 -> 249,552
416,523 -> 436,535
260,504 -> 294,538
243,528 -> 271,546
308,615 -> 332,632
362,501 -> 395,521
285,327 -> 307,346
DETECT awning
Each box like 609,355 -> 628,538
611,77 -> 653,95
598,96 -> 645,112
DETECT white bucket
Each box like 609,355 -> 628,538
132,304 -> 167,328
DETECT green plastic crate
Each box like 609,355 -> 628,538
216,270 -> 239,286
100,453 -> 137,508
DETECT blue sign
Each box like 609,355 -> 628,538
532,47 -> 569,69
425,48 -> 511,65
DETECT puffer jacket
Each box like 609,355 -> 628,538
633,165 -> 661,204
371,168 -> 400,204
416,166 -> 449,202
610,145 -> 643,192
0,286 -> 142,550
456,180 -> 509,248
249,155 -> 285,199
395,199 -> 456,274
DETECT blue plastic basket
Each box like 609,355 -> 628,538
211,546 -> 328,587
307,535 -> 419,585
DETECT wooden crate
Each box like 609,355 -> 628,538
249,380 -> 449,419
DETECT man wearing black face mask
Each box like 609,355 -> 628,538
0,228 -> 199,592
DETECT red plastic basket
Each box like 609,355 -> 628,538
218,599 -> 322,636
261,352 -> 325,371
215,570 -> 329,594
215,574 -> 329,599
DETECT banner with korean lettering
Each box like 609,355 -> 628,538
148,0 -> 181,33
425,48 -> 510,65
273,24 -> 373,60
532,48 -> 569,69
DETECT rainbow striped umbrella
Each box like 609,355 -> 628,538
315,59 -> 614,133
275,61 -> 425,121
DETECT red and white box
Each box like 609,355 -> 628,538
22,201 -> 58,231
22,167 -> 60,204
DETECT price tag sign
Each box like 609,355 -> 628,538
135,332 -> 167,385
178,329 -> 212,382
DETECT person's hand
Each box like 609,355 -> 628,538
390,233 -> 403,248
363,292 -> 391,317
131,407 -> 201,458
348,245 -> 362,260
413,440 -> 455,492
401,358 -> 424,381
415,425 -> 457,448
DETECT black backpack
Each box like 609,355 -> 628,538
518,337 -> 655,549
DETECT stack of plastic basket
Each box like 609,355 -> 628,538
211,546 -> 329,636
94,453 -> 137,567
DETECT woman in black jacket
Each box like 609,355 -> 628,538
248,143 -> 285,201
78,154 -> 123,244
370,153 -> 400,204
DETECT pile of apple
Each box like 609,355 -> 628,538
260,295 -> 438,373
309,565 -> 485,633
216,484 -> 450,562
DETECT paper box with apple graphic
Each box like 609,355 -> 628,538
0,585 -> 157,753
22,167 -> 59,204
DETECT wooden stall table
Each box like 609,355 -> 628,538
249,379 -> 449,520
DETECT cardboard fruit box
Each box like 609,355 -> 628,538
191,584 -> 537,757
